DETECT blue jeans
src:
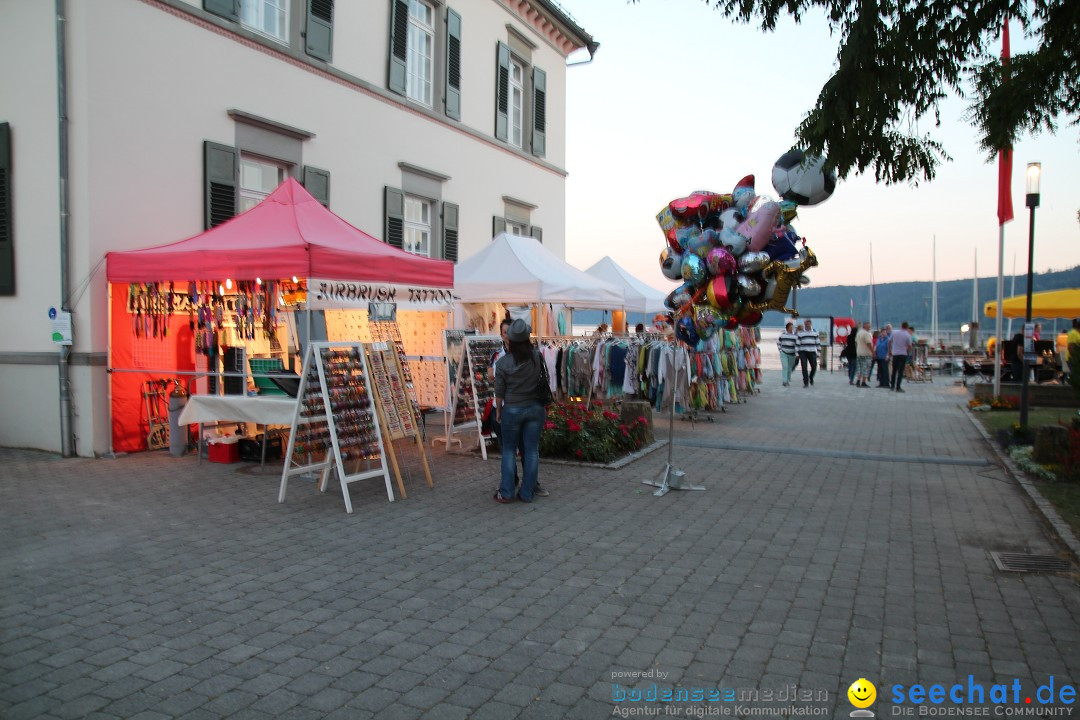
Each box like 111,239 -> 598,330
499,404 -> 545,501
876,357 -> 889,385
846,356 -> 857,383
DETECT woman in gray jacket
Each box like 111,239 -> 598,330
493,319 -> 546,503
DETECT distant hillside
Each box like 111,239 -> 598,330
777,265 -> 1080,328
573,265 -> 1080,328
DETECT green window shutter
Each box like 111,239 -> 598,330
442,202 -> 459,262
384,187 -> 405,249
495,42 -> 510,142
0,122 -> 13,296
306,0 -> 334,62
388,0 -> 409,96
444,9 -> 462,120
204,141 -> 237,230
529,225 -> 543,243
204,0 -> 238,21
492,216 -> 506,237
303,166 -> 330,207
531,67 -> 546,157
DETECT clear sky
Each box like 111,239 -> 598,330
562,0 -> 1080,292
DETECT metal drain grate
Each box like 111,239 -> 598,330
990,552 -> 1072,573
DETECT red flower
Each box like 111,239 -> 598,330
567,421 -> 582,433
636,416 -> 647,423
602,411 -> 619,420
544,421 -> 556,430
574,449 -> 584,457
594,399 -> 604,407
621,428 -> 630,436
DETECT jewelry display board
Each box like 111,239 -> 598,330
437,329 -> 476,447
364,342 -> 434,495
325,309 -> 448,409
369,321 -> 421,429
278,342 -> 393,513
446,336 -> 503,460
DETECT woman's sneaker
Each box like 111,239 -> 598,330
534,483 -> 550,497
493,491 -> 514,504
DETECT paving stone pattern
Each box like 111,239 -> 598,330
2,369 -> 1079,720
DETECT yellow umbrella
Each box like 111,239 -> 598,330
983,288 -> 1080,319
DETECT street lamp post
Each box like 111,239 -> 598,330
1018,162 -> 1041,432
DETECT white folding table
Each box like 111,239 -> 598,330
178,395 -> 297,466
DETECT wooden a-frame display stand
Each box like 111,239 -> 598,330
364,341 -> 434,497
444,335 -> 503,460
278,342 -> 393,513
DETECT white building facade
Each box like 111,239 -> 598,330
0,0 -> 596,456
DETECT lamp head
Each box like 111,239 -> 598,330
1026,162 -> 1041,208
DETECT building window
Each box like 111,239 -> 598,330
506,219 -> 527,235
403,196 -> 432,257
509,57 -> 524,148
239,156 -> 287,212
240,0 -> 289,43
406,0 -> 435,107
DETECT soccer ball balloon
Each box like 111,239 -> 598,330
771,150 -> 836,206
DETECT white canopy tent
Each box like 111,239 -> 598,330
584,256 -> 668,315
455,233 -> 624,324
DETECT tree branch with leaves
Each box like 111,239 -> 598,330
649,0 -> 1079,184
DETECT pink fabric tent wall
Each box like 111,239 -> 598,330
106,178 -> 454,287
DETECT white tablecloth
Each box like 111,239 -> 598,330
177,395 -> 297,427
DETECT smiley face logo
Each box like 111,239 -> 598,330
848,678 -> 877,709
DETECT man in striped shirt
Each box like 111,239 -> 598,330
797,319 -> 820,387
776,321 -> 799,386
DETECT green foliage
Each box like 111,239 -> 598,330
665,0 -> 1079,184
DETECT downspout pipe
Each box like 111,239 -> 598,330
57,0 -> 75,457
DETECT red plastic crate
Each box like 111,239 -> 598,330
207,442 -> 240,464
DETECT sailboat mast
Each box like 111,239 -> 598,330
1008,255 -> 1017,337
931,235 -> 938,346
869,243 -> 876,328
972,248 -> 979,349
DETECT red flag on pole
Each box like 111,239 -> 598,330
997,18 -> 1013,226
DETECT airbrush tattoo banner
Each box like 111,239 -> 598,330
306,279 -> 455,311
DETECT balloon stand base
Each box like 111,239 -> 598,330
643,464 -> 705,497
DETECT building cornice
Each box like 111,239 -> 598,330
498,0 -> 599,59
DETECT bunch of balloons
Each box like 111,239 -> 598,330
655,156 -> 831,346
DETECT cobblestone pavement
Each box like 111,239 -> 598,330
2,368 -> 1079,720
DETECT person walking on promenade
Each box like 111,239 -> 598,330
796,319 -> 820,387
875,324 -> 892,387
777,321 -> 799,387
855,321 -> 874,388
841,326 -> 858,385
888,322 -> 914,392
493,319 -> 547,503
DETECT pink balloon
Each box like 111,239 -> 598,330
736,201 -> 782,253
706,247 -> 737,276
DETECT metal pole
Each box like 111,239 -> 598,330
1019,204 -> 1036,431
993,225 -> 1005,397
56,0 -> 75,457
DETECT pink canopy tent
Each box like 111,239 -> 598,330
106,178 -> 453,287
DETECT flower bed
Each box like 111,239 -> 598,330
540,400 -> 650,464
